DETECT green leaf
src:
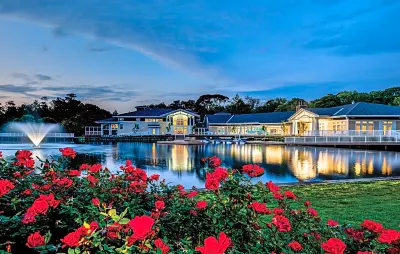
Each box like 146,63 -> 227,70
68,248 -> 75,254
108,209 -> 117,217
119,218 -> 130,224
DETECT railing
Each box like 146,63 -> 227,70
304,130 -> 400,137
0,133 -> 74,137
285,135 -> 400,144
85,126 -> 102,136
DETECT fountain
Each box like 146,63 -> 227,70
4,122 -> 62,147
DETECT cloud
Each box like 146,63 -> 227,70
0,83 -> 38,94
301,1 -> 400,55
35,74 -> 52,81
86,43 -> 119,52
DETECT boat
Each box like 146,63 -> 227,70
213,139 -> 222,144
202,138 -> 211,144
224,139 -> 233,144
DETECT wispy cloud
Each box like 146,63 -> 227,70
35,74 -> 52,81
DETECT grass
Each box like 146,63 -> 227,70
286,180 -> 400,229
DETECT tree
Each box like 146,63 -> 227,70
309,94 -> 341,108
226,94 -> 252,114
195,94 -> 229,116
112,110 -> 118,116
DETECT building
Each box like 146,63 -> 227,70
205,102 -> 400,136
92,107 -> 199,136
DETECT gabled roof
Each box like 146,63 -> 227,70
229,111 -> 295,124
206,114 -> 233,124
115,108 -> 199,117
343,102 -> 400,116
116,108 -> 174,117
207,111 -> 294,124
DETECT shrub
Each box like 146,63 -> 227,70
0,150 -> 399,253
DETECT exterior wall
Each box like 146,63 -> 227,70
208,124 -> 283,135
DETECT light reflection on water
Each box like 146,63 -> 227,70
0,143 -> 399,187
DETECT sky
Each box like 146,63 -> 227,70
0,0 -> 399,112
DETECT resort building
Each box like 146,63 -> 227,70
90,107 -> 199,136
205,102 -> 400,136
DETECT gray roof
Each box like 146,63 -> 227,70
206,114 -> 233,124
305,102 -> 400,116
207,111 -> 294,124
117,108 -> 174,117
116,108 -> 199,117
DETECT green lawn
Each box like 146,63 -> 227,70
286,180 -> 400,229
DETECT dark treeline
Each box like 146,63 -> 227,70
146,87 -> 400,115
0,93 -> 110,136
1,87 -> 400,135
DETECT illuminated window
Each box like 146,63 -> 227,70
152,128 -> 156,135
111,124 -> 119,130
176,119 -> 184,125
383,121 -> 393,135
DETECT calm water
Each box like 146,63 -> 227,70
1,143 -> 399,187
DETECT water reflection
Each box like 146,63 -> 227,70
0,143 -> 399,187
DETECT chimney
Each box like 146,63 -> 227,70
135,106 -> 148,111
296,101 -> 307,111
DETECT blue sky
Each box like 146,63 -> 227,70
0,0 -> 399,112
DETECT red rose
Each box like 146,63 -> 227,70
55,177 -> 73,188
154,238 -> 170,254
273,192 -> 284,201
208,156 -> 222,168
284,191 -> 296,199
378,229 -> 400,244
213,167 -> 228,181
304,200 -> 312,206
15,150 -> 35,168
0,179 -> 15,197
273,208 -> 284,215
266,181 -> 280,193
176,184 -> 185,191
249,202 -> 270,214
361,220 -> 383,233
59,147 -> 76,159
288,241 -> 303,252
87,175 -> 98,185
26,232 -> 45,248
196,200 -> 207,210
128,216 -> 154,244
88,164 -> 102,173
205,173 -> 220,190
149,174 -> 160,181
22,189 -> 33,196
68,170 -> 81,177
242,164 -> 264,177
79,164 -> 91,170
155,200 -> 165,210
195,232 -> 231,254
328,219 -> 339,227
61,231 -> 82,248
272,215 -> 291,232
92,198 -> 100,206
321,238 -> 346,254
307,208 -> 319,217
187,191 -> 198,198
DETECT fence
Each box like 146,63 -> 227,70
285,135 -> 400,144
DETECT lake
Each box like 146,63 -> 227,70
1,143 -> 399,187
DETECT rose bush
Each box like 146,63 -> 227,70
0,150 -> 399,253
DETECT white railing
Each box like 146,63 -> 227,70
0,132 -> 74,137
304,130 -> 400,137
85,126 -> 102,136
285,135 -> 400,143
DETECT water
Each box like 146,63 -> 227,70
0,143 -> 399,187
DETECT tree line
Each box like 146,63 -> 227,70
0,94 -> 111,136
145,86 -> 400,115
1,87 -> 400,135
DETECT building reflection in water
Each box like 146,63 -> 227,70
168,145 -> 195,171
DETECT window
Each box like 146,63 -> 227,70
355,121 -> 374,134
111,124 -> 119,130
152,128 -> 156,135
383,121 -> 393,135
176,119 -> 184,125
333,121 -> 346,131
270,129 -> 277,134
103,124 -> 109,130
118,118 -> 124,121
145,119 -> 160,122
120,124 -> 124,130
